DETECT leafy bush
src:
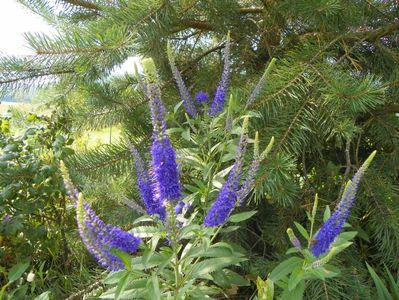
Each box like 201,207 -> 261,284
0,112 -> 76,298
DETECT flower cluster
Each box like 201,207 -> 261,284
236,131 -> 260,205
195,91 -> 209,104
167,43 -> 197,117
204,118 -> 251,227
209,35 -> 231,116
129,59 -> 182,220
151,136 -> 181,204
246,58 -> 277,107
61,165 -> 141,270
146,80 -> 181,204
204,120 -> 274,226
167,36 -> 231,117
129,143 -> 165,219
310,151 -> 376,257
76,194 -> 141,271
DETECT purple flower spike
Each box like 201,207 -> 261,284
204,118 -> 249,227
167,44 -> 197,117
203,173 -> 240,227
311,151 -> 376,257
60,161 -> 79,203
76,194 -> 141,271
151,137 -> 181,204
147,85 -> 181,205
209,36 -> 231,116
237,156 -> 261,205
129,143 -> 166,218
195,91 -> 209,104
149,95 -> 167,138
61,164 -> 141,271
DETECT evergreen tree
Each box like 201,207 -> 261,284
0,0 -> 398,298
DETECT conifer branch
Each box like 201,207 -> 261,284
375,104 -> 399,114
274,96 -> 313,154
181,20 -> 215,32
61,0 -> 101,11
337,139 -> 352,202
0,69 -> 75,85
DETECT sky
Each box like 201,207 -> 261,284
0,0 -> 54,56
0,0 -> 134,74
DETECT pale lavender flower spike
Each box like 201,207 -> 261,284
209,34 -> 232,116
167,43 -> 197,117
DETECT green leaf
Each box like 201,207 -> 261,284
354,226 -> 370,242
286,247 -> 301,255
330,241 -> 353,255
282,280 -> 305,300
182,128 -> 191,141
384,265 -> 399,300
142,248 -> 153,268
173,101 -> 183,113
223,269 -> 250,286
366,262 -> 393,300
288,266 -> 304,291
132,215 -> 154,225
114,271 -> 130,300
188,257 -> 247,279
104,270 -> 129,285
323,206 -> 331,222
180,224 -> 201,239
293,222 -> 309,240
33,291 -> 51,300
110,249 -> 132,270
305,264 -> 340,281
211,269 -> 230,288
130,253 -> 167,270
99,279 -> 148,299
215,165 -> 234,178
12,284 -> 28,299
183,242 -> 236,260
269,257 -> 303,282
177,279 -> 195,299
147,273 -> 161,300
229,211 -> 257,223
202,236 -> 210,253
8,262 -> 30,283
336,231 -> 357,242
129,226 -> 159,238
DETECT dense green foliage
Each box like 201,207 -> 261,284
0,113 -> 101,299
0,0 -> 398,299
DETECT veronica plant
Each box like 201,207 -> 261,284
257,151 -> 376,300
60,54 -> 274,299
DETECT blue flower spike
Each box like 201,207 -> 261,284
310,151 -> 377,257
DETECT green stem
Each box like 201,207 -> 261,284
165,203 -> 181,299
308,217 -> 315,248
0,282 -> 10,300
